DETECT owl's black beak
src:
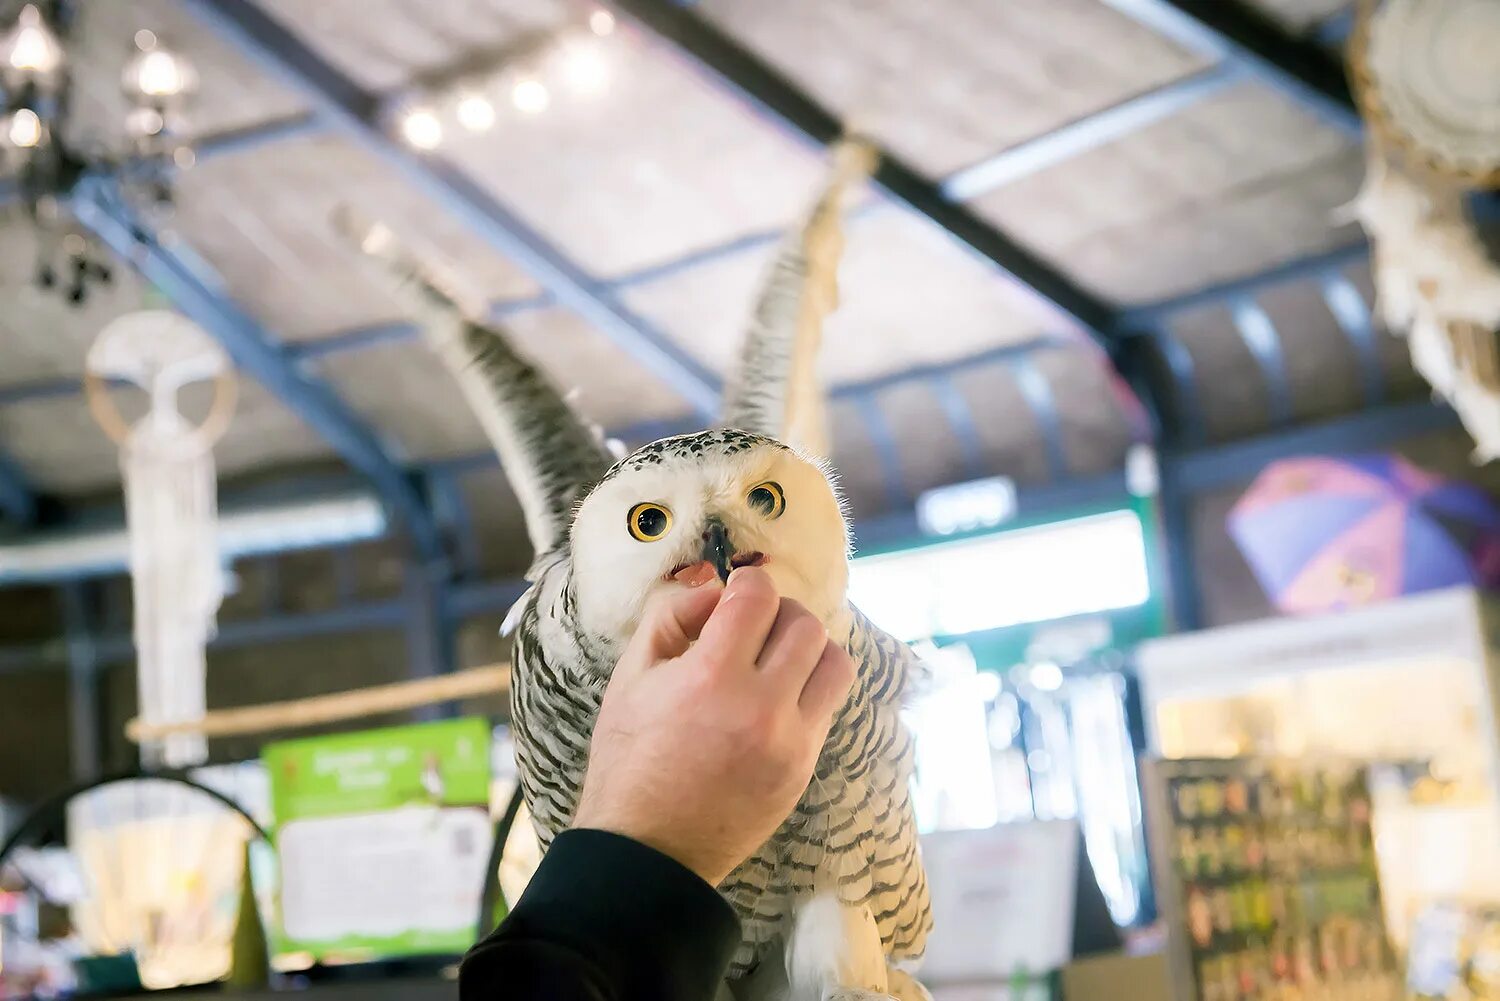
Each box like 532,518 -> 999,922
701,517 -> 733,583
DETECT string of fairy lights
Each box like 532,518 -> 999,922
392,7 -> 617,152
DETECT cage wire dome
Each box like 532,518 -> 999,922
0,772 -> 268,992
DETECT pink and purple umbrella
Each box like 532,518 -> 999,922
1228,454 -> 1500,614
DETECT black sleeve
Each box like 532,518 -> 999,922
459,828 -> 741,1001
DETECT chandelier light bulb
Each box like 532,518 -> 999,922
131,47 -> 191,98
400,106 -> 443,149
589,8 -> 615,36
511,77 -> 550,115
126,106 -> 165,138
4,4 -> 62,76
560,40 -> 608,97
7,107 -> 42,148
455,91 -> 496,132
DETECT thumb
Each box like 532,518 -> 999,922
635,583 -> 724,661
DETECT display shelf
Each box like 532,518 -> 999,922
1143,757 -> 1402,1001
1137,588 -> 1500,949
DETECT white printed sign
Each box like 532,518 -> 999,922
919,819 -> 1079,983
279,805 -> 491,944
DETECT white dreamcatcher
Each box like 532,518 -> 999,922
85,310 -> 236,769
1344,0 -> 1500,461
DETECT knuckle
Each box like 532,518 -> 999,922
735,705 -> 781,747
784,615 -> 827,653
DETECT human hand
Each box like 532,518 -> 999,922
572,566 -> 856,887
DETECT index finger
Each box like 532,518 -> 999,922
695,566 -> 781,672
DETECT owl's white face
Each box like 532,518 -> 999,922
569,433 -> 850,646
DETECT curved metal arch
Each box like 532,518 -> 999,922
0,769 -> 270,874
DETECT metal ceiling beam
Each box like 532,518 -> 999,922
71,179 -> 445,563
182,0 -> 722,420
1096,0 -> 1361,137
851,394 -> 909,510
1126,241 -> 1369,322
1228,298 -> 1294,427
195,112 -> 323,163
0,451 -> 38,526
942,65 -> 1245,201
1010,357 -> 1070,480
1320,274 -> 1385,406
610,0 -> 1122,345
1170,398 -> 1459,493
0,115 -> 322,212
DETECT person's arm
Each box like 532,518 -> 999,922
460,567 -> 855,1001
459,830 -> 739,1001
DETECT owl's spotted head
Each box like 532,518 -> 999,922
569,429 -> 850,644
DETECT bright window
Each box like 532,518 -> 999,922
849,510 -> 1151,642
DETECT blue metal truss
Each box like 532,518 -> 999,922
1127,242 -> 1370,323
0,0 -> 1470,665
1095,0 -> 1361,138
928,374 -> 986,481
1320,275 -> 1385,406
0,451 -> 37,526
942,65 -> 1246,201
71,178 -> 445,564
1142,325 -> 1208,448
1228,298 -> 1294,427
1314,8 -> 1357,48
1171,398 -> 1459,493
851,393 -> 910,510
195,112 -> 323,163
60,583 -> 101,780
182,0 -> 722,421
609,0 -> 1122,349
0,575 -> 532,672
1010,357 -> 1070,480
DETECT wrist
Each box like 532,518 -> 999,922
570,814 -> 728,887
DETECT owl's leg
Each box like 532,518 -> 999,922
783,892 -> 892,1001
884,968 -> 932,1001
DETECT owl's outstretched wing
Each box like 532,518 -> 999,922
333,209 -> 612,569
720,137 -> 877,458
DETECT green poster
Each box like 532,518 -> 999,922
264,717 -> 493,959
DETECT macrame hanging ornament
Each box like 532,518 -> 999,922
85,310 -> 236,768
1350,0 -> 1500,188
1345,0 -> 1500,461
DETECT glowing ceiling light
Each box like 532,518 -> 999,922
511,77 -> 550,115
2,5 -> 62,76
560,40 -> 608,96
589,8 -> 616,35
455,91 -> 496,132
7,108 -> 42,148
399,106 -> 443,149
126,106 -> 165,138
124,41 -> 196,99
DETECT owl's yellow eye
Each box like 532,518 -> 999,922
628,502 -> 673,542
747,481 -> 785,519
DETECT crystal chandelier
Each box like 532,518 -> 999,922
0,2 -> 196,304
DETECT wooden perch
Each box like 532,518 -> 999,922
124,665 -> 511,743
